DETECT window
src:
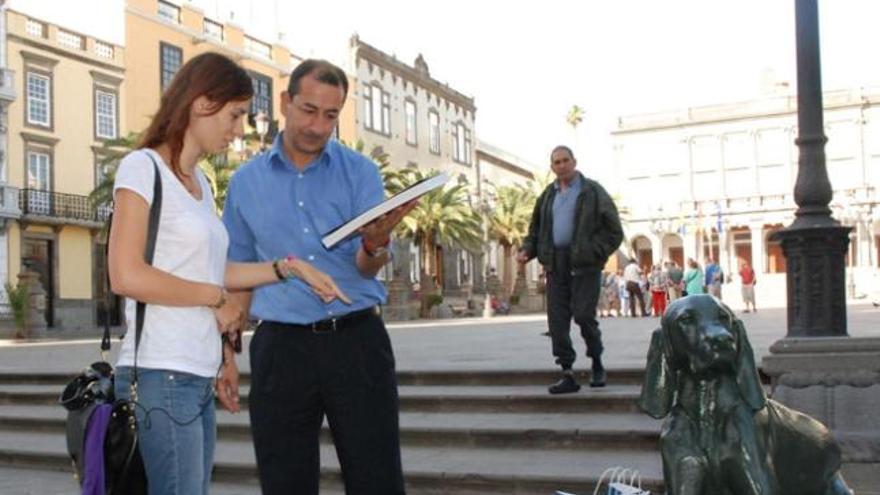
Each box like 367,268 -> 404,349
365,84 -> 391,135
370,86 -> 383,132
362,87 -> 373,129
160,43 -> 182,93
26,19 -> 46,38
26,151 -> 52,215
27,151 -> 51,190
464,127 -> 472,164
94,157 -> 112,187
428,110 -> 440,154
381,92 -> 391,135
158,0 -> 180,23
244,36 -> 271,59
404,100 -> 417,145
95,89 -> 117,139
26,72 -> 51,127
453,122 -> 470,164
249,72 -> 272,119
203,18 -> 224,41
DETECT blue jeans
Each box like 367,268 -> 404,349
115,367 -> 216,495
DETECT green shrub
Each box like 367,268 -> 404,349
4,282 -> 29,339
425,294 -> 444,309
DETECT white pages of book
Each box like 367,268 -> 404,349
321,172 -> 449,249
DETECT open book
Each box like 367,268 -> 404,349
321,172 -> 450,249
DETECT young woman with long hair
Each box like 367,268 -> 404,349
108,52 -> 348,495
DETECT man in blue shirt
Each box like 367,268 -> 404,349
223,59 -> 413,495
517,146 -> 623,394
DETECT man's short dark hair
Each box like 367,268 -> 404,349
551,145 -> 576,161
287,59 -> 349,99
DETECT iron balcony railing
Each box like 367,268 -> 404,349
19,189 -> 111,225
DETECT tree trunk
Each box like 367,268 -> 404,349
502,243 -> 513,296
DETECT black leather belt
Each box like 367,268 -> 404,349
269,306 -> 379,334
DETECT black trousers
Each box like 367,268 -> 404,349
249,314 -> 405,495
546,249 -> 604,369
626,281 -> 647,316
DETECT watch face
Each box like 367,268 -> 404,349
370,246 -> 388,257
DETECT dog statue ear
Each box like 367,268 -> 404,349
733,318 -> 767,411
638,327 -> 675,419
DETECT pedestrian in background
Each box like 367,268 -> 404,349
740,260 -> 757,313
623,259 -> 647,317
648,264 -> 668,317
684,258 -> 704,296
518,145 -> 623,394
666,260 -> 683,302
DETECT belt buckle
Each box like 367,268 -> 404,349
311,318 -> 337,334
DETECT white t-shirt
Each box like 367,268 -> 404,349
113,149 -> 229,378
623,263 -> 642,284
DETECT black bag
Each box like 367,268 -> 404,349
60,153 -> 162,494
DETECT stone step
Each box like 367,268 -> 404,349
0,383 -> 647,414
0,465 -> 317,495
0,404 -> 662,451
0,429 -> 665,495
0,368 -> 648,387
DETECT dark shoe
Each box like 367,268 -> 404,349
590,367 -> 607,388
548,374 -> 581,394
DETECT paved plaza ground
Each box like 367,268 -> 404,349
1,303 -> 878,494
3,303 -> 880,374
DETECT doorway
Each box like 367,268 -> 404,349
22,237 -> 54,327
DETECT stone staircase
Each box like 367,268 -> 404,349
0,368 -> 665,494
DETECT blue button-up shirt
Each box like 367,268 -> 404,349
552,174 -> 583,248
222,133 -> 387,324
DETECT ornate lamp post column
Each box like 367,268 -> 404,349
763,3 -> 880,484
770,0 -> 851,337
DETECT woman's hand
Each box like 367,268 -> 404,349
283,258 -> 351,305
216,357 -> 240,413
212,290 -> 244,335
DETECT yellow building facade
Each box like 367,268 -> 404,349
124,0 -> 296,143
5,8 -> 125,330
3,1 -> 315,331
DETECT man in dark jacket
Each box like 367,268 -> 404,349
517,145 -> 624,394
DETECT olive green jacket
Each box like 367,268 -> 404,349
521,173 -> 623,270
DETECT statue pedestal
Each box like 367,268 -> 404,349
762,337 -> 880,490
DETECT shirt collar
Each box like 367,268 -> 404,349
266,132 -> 335,171
554,173 -> 582,191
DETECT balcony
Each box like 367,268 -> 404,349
0,68 -> 15,103
19,189 -> 110,228
0,184 -> 21,225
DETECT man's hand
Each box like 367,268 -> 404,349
285,258 -> 351,304
216,358 -> 240,413
358,200 -> 419,247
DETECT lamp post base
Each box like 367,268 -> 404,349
771,225 -> 851,338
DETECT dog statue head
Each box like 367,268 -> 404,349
638,294 -> 766,419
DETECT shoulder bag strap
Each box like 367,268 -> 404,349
133,152 -> 163,385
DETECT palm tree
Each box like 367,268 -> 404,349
487,184 -> 535,296
566,105 -> 585,144
88,132 -> 140,211
391,168 -> 482,315
199,153 -> 242,214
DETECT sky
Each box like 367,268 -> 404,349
9,0 -> 880,190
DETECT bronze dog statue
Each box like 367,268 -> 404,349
638,295 -> 853,495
